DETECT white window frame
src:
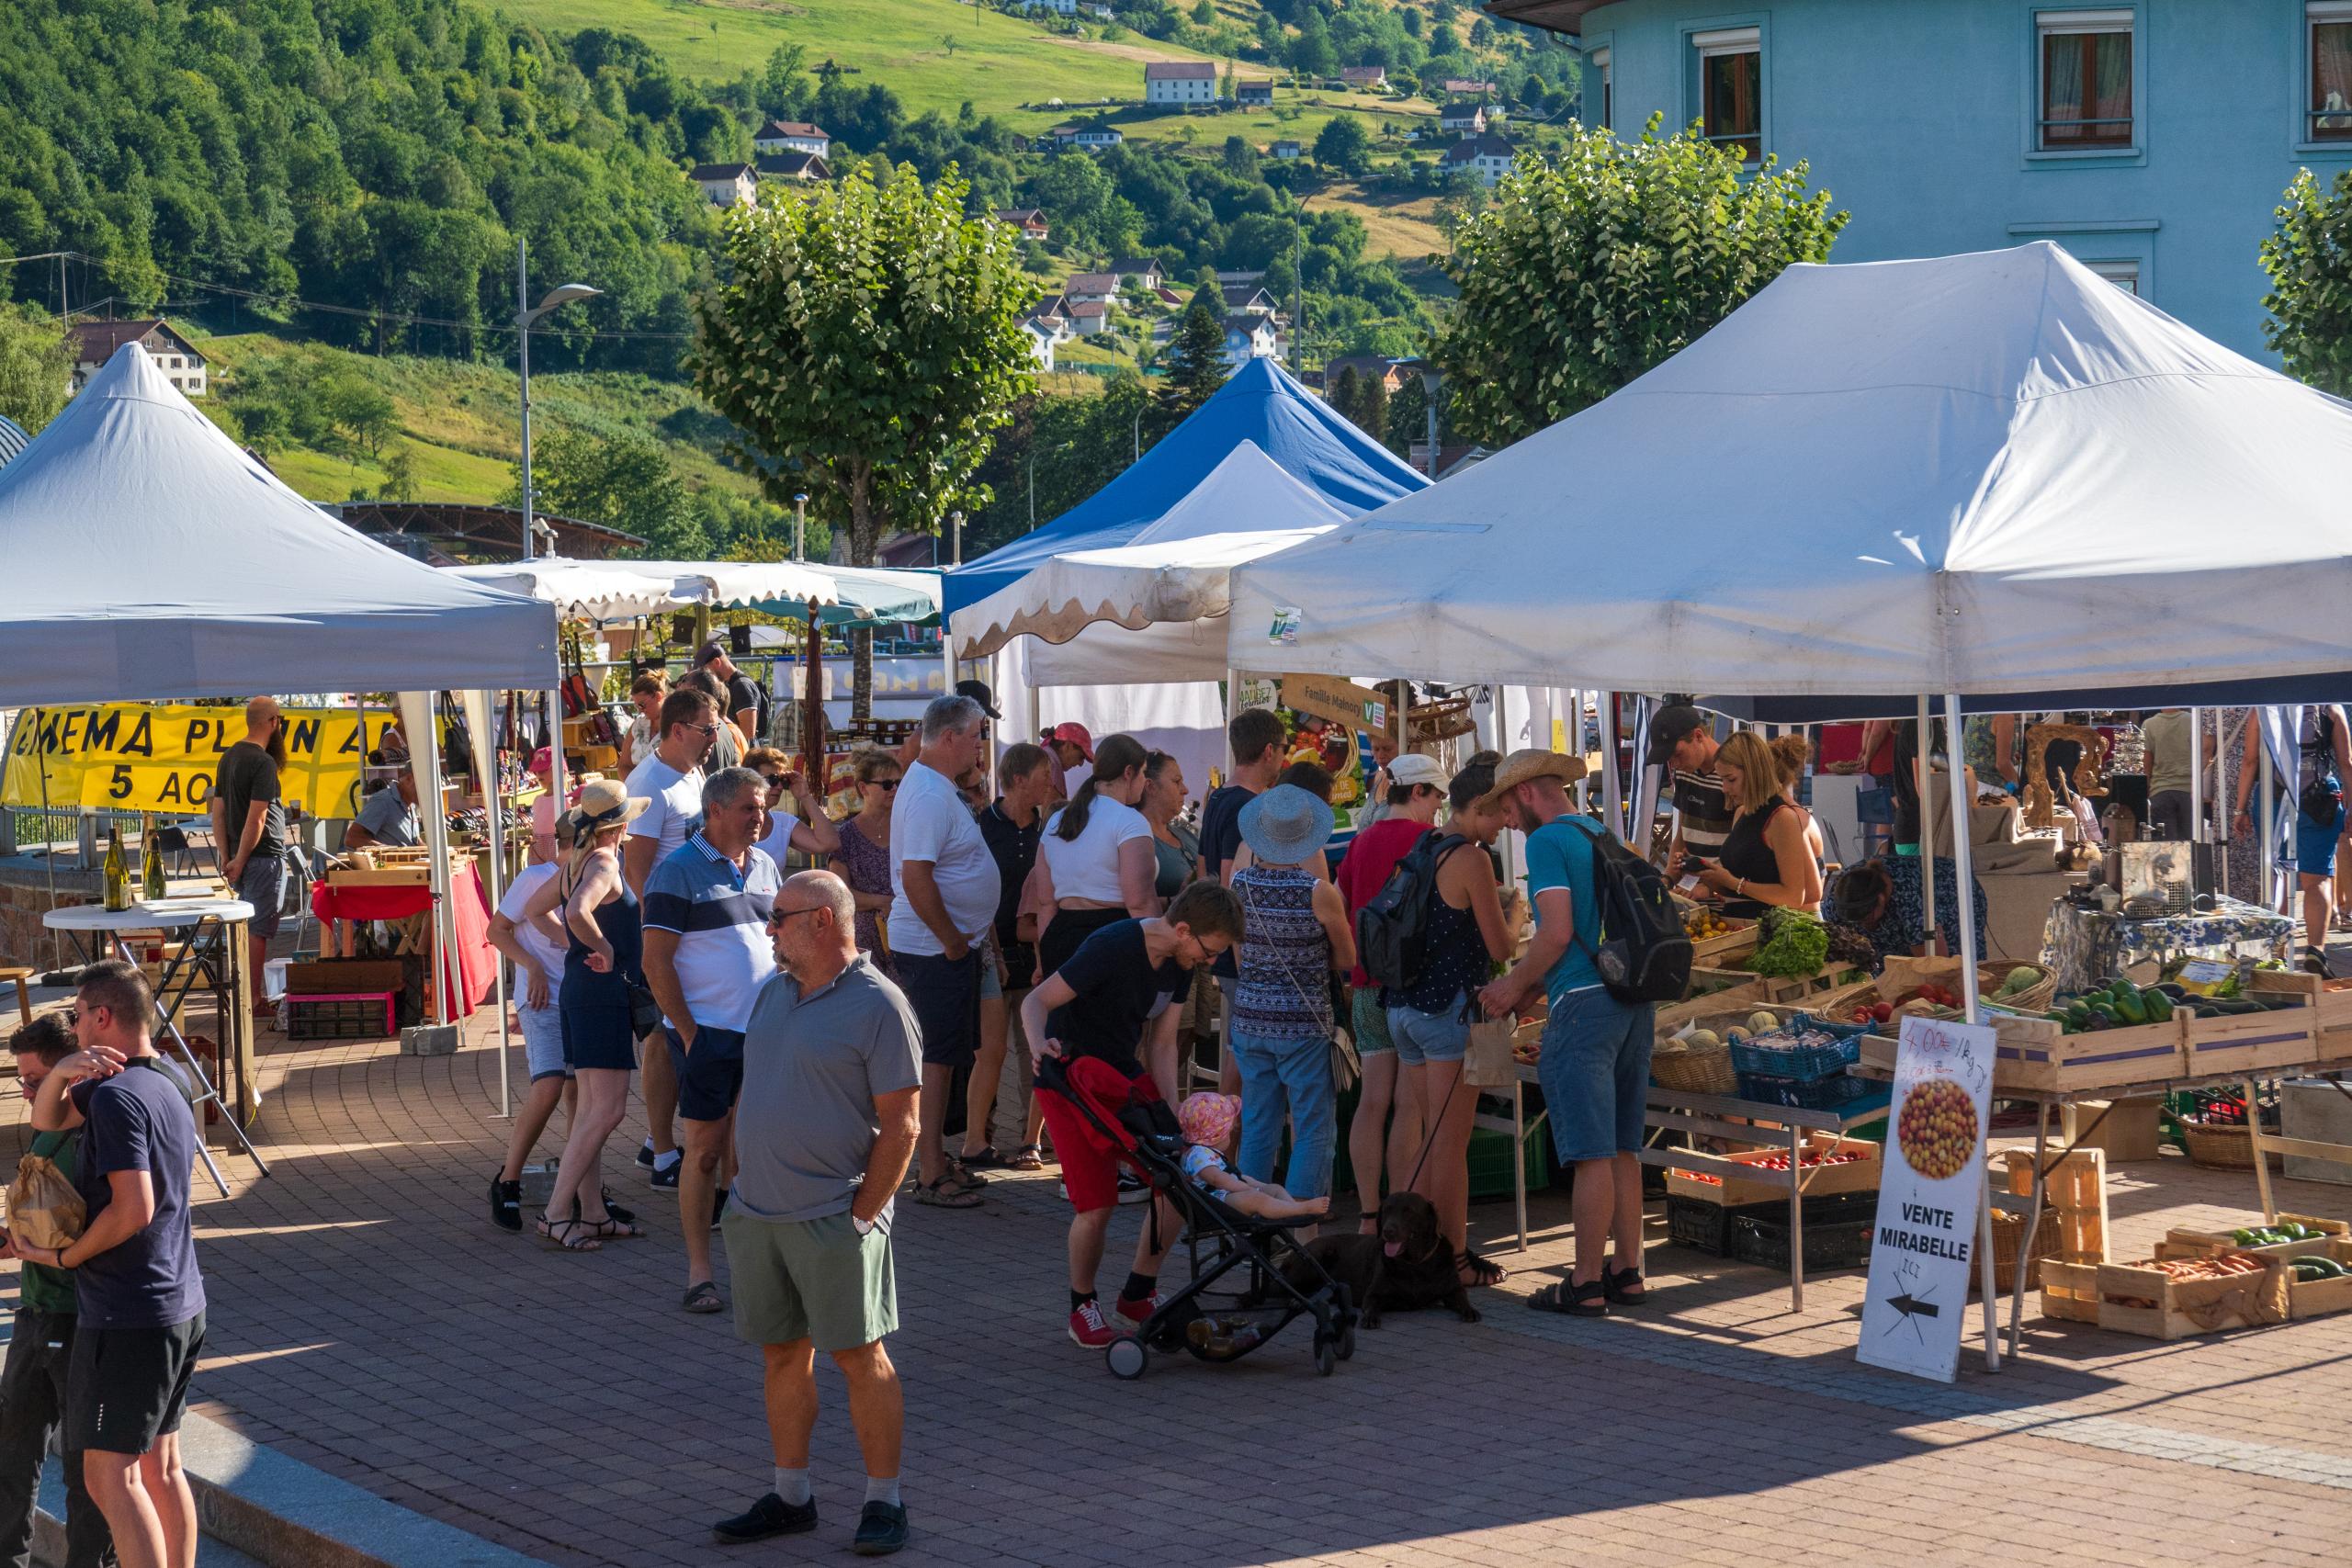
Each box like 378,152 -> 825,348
1692,27 -> 1763,161
2309,2 -> 2352,144
2086,258 -> 2141,294
2035,7 -> 2135,154
1589,46 -> 1611,130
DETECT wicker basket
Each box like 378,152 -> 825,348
1982,962 -> 2055,1014
2181,1119 -> 2284,1171
1979,1207 -> 2065,1295
1651,1038 -> 1738,1095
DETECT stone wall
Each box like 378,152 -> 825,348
0,864 -> 99,972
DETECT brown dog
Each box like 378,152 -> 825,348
1286,1190 -> 1479,1327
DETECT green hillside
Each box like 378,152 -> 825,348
497,0 -> 1216,121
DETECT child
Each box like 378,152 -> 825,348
1176,1093 -> 1329,1224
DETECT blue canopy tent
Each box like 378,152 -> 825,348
943,357 -> 1426,618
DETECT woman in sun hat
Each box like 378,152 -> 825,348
1227,784 -> 1355,1232
520,776 -> 650,1251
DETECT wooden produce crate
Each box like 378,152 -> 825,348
1664,1132 -> 1882,1208
1989,1011 -> 2181,1095
2281,1237 -> 2352,1320
1688,963 -> 1868,1005
2317,979 -> 2352,1045
2160,1212 -> 2348,1261
286,958 -> 406,998
2177,970 -> 2323,1080
2094,1254 -> 2290,1340
328,865 -> 432,888
2040,1257 -> 2101,1323
1984,1148 -> 2108,1298
1683,916 -> 1758,965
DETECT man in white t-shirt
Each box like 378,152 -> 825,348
485,817 -> 597,1232
889,694 -> 1002,1208
623,686 -> 719,1186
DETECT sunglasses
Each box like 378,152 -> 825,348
767,907 -> 826,928
866,778 -> 899,792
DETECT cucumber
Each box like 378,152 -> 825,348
2290,1255 -> 2347,1280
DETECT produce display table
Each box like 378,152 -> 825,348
309,860 -> 498,1020
2041,895 -> 2292,995
1862,1047 -> 2352,1361
1479,1066 -> 1889,1311
44,894 -> 270,1196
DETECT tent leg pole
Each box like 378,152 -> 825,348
2261,728 -> 2277,908
2188,705 -> 2204,855
476,690 -> 512,1121
1224,669 -> 1241,778
1917,695 -> 1937,947
1600,694 -> 1622,841
1944,693 -> 1995,1371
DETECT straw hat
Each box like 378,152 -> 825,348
563,778 -> 648,868
1238,784 -> 1335,867
1477,748 -> 1589,808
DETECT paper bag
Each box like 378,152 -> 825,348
7,1154 -> 85,1252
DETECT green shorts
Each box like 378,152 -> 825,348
719,1208 -> 897,1353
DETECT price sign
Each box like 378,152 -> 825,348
1857,1014 -> 1996,1383
1277,674 -> 1390,733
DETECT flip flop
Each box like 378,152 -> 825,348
1006,1145 -> 1046,1171
682,1280 -> 724,1314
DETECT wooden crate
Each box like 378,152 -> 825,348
2094,1256 -> 2290,1340
1686,918 -> 1758,964
2039,1257 -> 2101,1323
2317,980 -> 2352,1047
2160,1211 -> 2348,1260
1989,1011 -> 2181,1095
2177,970 -> 2323,1080
2005,1146 -> 2109,1263
1664,1132 -> 1882,1208
2282,1237 -> 2352,1321
1683,964 -> 1868,1005
327,866 -> 432,888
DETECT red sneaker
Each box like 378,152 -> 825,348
1114,1291 -> 1161,1328
1068,1299 -> 1117,1348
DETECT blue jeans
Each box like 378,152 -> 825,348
1538,987 -> 1655,1163
1228,1027 -> 1338,1200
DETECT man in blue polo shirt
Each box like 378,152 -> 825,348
644,767 -> 781,1315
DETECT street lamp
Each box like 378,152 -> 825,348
1027,441 -> 1074,531
514,238 -> 600,561
1419,364 -> 1442,479
792,491 -> 809,561
950,510 -> 965,567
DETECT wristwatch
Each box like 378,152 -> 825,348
853,1215 -> 876,1237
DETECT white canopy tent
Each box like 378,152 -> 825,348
1227,243 -> 2352,701
446,558 -> 699,625
0,344 -> 560,1121
0,344 -> 556,704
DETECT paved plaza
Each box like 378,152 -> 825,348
9,1003 -> 2352,1567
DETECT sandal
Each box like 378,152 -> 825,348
944,1156 -> 991,1189
536,1216 -> 601,1252
1457,1248 -> 1508,1288
912,1177 -> 984,1209
958,1145 -> 1006,1169
1602,1263 -> 1646,1305
1527,1278 -> 1608,1316
682,1280 -> 724,1314
575,1192 -> 638,1227
579,1215 -> 642,1241
1006,1145 -> 1046,1171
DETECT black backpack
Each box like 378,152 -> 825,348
1356,831 -> 1468,993
1553,816 -> 1692,1005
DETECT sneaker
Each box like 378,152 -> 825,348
1068,1299 -> 1117,1348
488,1176 -> 522,1233
1114,1291 -> 1161,1328
851,1500 -> 909,1556
649,1155 -> 681,1190
634,1140 -> 656,1171
1115,1169 -> 1149,1205
712,1493 -> 817,1544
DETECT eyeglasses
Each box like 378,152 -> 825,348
767,907 -> 826,928
867,778 -> 899,792
758,774 -> 786,788
687,723 -> 719,737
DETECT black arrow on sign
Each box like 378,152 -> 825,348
1888,1293 -> 1940,1319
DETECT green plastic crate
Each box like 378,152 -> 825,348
1468,1124 -> 1550,1201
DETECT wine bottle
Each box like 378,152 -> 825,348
141,814 -> 167,901
103,827 -> 131,912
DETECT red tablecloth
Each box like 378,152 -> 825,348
311,861 -> 498,1019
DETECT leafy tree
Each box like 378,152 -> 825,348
1314,115 -> 1373,176
0,304 -> 72,433
508,425 -> 693,551
691,163 -> 1035,715
1193,0 -> 1216,21
1223,135 -> 1259,177
1358,370 -> 1389,442
380,445 -> 420,502
1291,11 -> 1339,78
1433,118 -> 1846,445
1330,364 -> 1361,425
318,370 -> 398,459
2262,167 -> 2352,397
1162,298 -> 1231,422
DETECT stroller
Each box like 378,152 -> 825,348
1036,1057 -> 1360,1380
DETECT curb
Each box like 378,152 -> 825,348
36,1410 -> 554,1568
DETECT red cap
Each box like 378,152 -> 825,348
1048,722 -> 1095,761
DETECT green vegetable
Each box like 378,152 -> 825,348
1748,908 -> 1830,978
1998,966 -> 2040,997
2113,988 -> 2149,1026
2290,1255 -> 2346,1280
2143,990 -> 2173,1023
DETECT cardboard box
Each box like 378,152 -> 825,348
2058,1096 -> 2164,1162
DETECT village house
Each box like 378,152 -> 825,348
752,120 -> 831,157
1145,61 -> 1219,106
688,163 -> 758,206
69,319 -> 206,396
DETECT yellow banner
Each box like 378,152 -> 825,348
4,705 -> 401,818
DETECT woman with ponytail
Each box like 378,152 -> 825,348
1031,733 -> 1159,983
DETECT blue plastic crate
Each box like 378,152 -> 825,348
1727,1027 -> 1862,1082
1736,1068 -> 1874,1111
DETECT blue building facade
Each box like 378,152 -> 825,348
1487,0 -> 2352,358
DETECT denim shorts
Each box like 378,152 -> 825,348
518,1004 -> 571,1082
978,932 -> 1004,1003
1537,987 -> 1655,1163
1386,994 -> 1471,1067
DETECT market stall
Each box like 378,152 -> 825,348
1226,243 -> 2352,1370
0,343 -> 558,1149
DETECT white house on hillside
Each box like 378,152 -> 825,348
1145,62 -> 1218,106
1072,126 -> 1124,151
1222,313 -> 1280,366
69,320 -> 206,396
1442,134 -> 1515,188
689,163 -> 758,205
1018,0 -> 1079,11
753,120 -> 831,157
1238,81 -> 1274,107
1066,273 -> 1120,306
1439,103 -> 1487,134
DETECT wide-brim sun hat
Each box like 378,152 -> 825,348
1477,749 -> 1589,809
572,776 -> 649,834
1238,783 -> 1336,867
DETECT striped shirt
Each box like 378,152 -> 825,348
642,833 -> 780,1032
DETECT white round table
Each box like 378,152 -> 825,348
44,895 -> 269,1189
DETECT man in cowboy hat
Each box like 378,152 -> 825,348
1474,749 -> 1649,1319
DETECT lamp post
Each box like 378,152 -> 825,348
1419,364 -> 1442,478
792,491 -> 809,561
950,509 -> 964,567
514,238 -> 600,561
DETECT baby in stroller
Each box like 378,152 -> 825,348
1176,1094 -> 1329,1224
